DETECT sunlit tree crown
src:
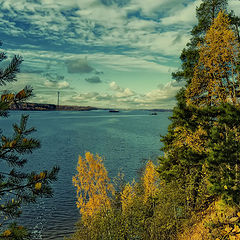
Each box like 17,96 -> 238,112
186,11 -> 240,106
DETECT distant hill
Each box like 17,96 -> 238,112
9,102 -> 98,111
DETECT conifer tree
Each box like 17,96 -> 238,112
173,0 -> 228,83
158,0 -> 232,210
206,104 -> 240,204
183,11 -> 240,204
0,42 -> 59,239
160,6 -> 240,210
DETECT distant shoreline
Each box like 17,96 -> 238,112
9,102 -> 172,112
9,102 -> 98,111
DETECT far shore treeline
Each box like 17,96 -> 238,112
9,102 -> 98,111
8,102 -> 172,112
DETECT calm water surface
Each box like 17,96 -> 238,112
1,110 -> 171,239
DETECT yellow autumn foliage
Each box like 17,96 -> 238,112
186,11 -> 240,106
179,200 -> 240,240
173,125 -> 208,153
142,161 -> 159,203
39,172 -> 46,179
121,180 -> 136,213
2,229 -> 11,237
1,93 -> 15,102
72,152 -> 114,220
15,89 -> 26,99
35,182 -> 42,190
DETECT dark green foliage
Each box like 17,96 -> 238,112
0,42 -> 23,86
158,90 -> 210,211
0,222 -> 30,239
191,0 -> 228,40
229,11 -> 240,42
172,0 -> 229,84
0,43 -> 59,238
158,0 -> 240,216
206,104 -> 240,204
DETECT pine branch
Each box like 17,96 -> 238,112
0,55 -> 23,86
0,52 -> 7,63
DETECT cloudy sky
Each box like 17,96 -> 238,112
0,0 -> 240,109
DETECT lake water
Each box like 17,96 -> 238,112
1,110 -> 171,239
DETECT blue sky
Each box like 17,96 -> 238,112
0,0 -> 240,109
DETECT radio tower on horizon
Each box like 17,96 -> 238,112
57,91 -> 60,110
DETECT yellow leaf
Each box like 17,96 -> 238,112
35,182 -> 42,190
225,225 -> 233,233
232,224 -> 240,232
230,217 -> 239,223
3,229 -> 11,237
39,172 -> 46,179
9,140 -> 17,148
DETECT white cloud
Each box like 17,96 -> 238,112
229,0 -> 240,16
58,81 -> 70,89
110,81 -> 121,91
76,4 -> 126,26
126,18 -> 156,30
5,48 -> 174,73
0,0 -> 199,59
131,80 -> 185,108
44,80 -> 70,89
161,0 -> 201,26
2,0 -> 240,109
115,88 -> 135,98
125,0 -> 188,17
69,80 -> 184,109
109,81 -> 135,97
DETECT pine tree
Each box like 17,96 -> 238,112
0,42 -> 59,239
158,0 -> 233,211
172,0 -> 228,84
184,11 -> 240,204
160,7 -> 240,210
206,104 -> 240,204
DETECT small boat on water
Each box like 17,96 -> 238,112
109,110 -> 119,113
151,112 -> 157,115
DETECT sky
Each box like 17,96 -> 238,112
0,0 -> 240,109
